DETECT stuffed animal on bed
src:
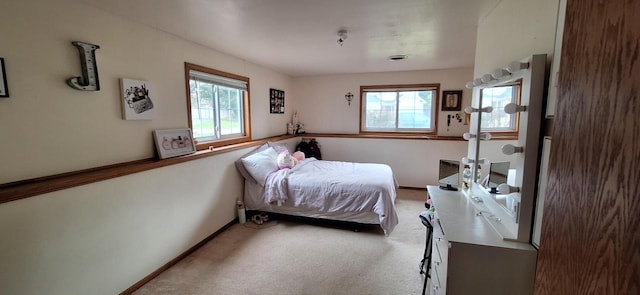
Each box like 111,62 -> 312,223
292,151 -> 305,165
277,150 -> 296,169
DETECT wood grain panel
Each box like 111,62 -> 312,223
535,0 -> 640,294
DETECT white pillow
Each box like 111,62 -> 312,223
241,147 -> 279,186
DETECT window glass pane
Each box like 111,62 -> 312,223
398,91 -> 432,128
362,86 -> 437,133
481,86 -> 517,130
218,86 -> 243,136
365,92 -> 397,129
190,80 -> 217,139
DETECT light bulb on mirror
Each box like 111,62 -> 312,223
481,73 -> 495,83
502,144 -> 524,155
464,106 -> 494,114
492,68 -> 510,79
465,81 -> 475,89
462,157 -> 489,165
507,61 -> 530,73
463,133 -> 491,140
504,103 -> 527,114
473,78 -> 483,86
498,183 -> 520,194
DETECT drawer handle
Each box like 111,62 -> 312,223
435,237 -> 442,241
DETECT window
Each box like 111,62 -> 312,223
185,63 -> 251,150
480,80 -> 522,135
360,84 -> 439,134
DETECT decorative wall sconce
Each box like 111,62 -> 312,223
501,144 -> 524,155
463,132 -> 492,140
345,92 -> 354,107
337,29 -> 348,47
464,106 -> 494,114
504,102 -> 528,114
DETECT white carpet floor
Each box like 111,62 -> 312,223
132,189 -> 430,295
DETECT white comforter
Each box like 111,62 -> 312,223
263,158 -> 399,234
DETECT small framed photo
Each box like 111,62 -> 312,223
269,88 -> 285,114
442,90 -> 462,111
152,128 -> 196,159
121,78 -> 154,120
0,58 -> 9,97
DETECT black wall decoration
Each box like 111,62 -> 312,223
270,88 -> 284,114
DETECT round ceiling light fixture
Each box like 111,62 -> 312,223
389,54 -> 408,61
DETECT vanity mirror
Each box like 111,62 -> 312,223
465,54 -> 547,242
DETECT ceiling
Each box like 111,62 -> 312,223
80,0 -> 501,77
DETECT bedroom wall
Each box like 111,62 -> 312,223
310,137 -> 468,187
0,0 -> 293,184
473,0 -> 559,77
0,0 -> 293,294
291,69 -> 473,185
292,69 -> 473,136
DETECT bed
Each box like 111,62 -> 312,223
236,142 -> 399,235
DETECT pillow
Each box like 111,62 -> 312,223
276,150 -> 295,169
240,147 -> 279,186
268,141 -> 290,154
235,143 -> 270,184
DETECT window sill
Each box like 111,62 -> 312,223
300,133 -> 465,141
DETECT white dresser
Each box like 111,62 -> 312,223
427,185 -> 537,295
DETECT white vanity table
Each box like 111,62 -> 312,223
427,53 -> 549,294
427,185 -> 537,295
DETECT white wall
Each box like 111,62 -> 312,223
0,0 -> 293,184
292,69 -> 473,137
0,149 -> 245,294
470,0 -> 559,178
0,0 -> 293,294
0,0 -> 561,293
312,137 -> 468,188
473,0 -> 559,77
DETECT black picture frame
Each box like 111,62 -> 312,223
442,90 -> 462,111
270,88 -> 285,114
0,58 -> 9,98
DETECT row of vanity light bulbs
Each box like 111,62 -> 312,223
460,59 -> 532,194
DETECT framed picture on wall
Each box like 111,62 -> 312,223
270,88 -> 285,114
121,78 -> 154,120
442,90 -> 462,111
0,58 -> 9,98
152,128 -> 196,159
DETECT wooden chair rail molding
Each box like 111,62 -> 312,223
0,133 -> 464,205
